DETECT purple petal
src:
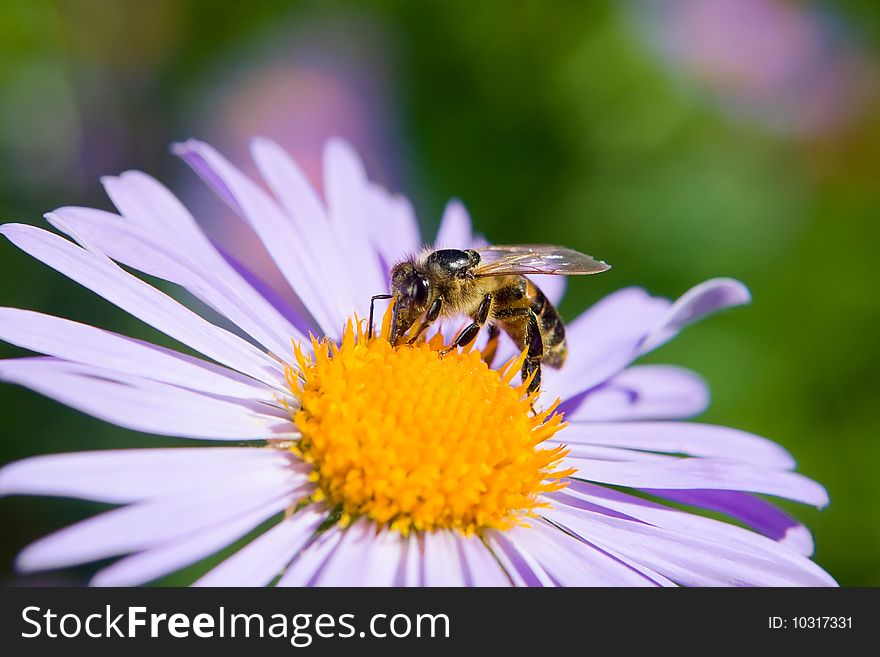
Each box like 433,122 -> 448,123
470,232 -> 488,246
561,480 -> 812,561
563,287 -> 671,354
47,206 -> 305,357
560,444 -> 674,463
249,137 -> 363,323
322,142 -> 376,269
422,531 -> 468,587
276,527 -> 344,586
364,184 -> 422,269
315,521 -> 407,587
485,532 -> 554,587
506,521 -> 662,586
543,287 -> 671,399
564,457 -> 828,506
0,308 -> 271,400
641,278 -> 751,353
194,508 -> 323,587
0,447 -> 300,504
174,140 -> 346,338
211,241 -> 315,337
91,496 -> 289,586
546,505 -> 834,586
170,142 -> 243,215
248,138 -> 326,236
0,358 -> 295,440
547,279 -> 749,401
102,167 -> 302,343
558,421 -> 795,469
100,170 -> 204,243
538,520 -> 678,587
547,492 -> 835,586
16,468 -> 298,572
456,535 -> 510,586
644,489 -> 815,556
435,200 -> 472,249
0,224 -> 282,387
560,365 -> 709,421
322,138 -> 389,304
397,534 -> 421,587
357,529 -> 411,587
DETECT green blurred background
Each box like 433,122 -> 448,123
1,0 -> 878,585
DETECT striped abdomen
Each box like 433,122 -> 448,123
490,275 -> 567,368
524,278 -> 567,367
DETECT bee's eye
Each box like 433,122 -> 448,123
411,277 -> 429,305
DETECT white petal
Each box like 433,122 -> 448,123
562,365 -> 709,422
0,308 -> 271,400
560,444 -> 674,462
0,358 -> 294,440
641,278 -> 751,353
100,169 -> 203,243
364,183 -> 421,266
457,535 -> 511,586
16,468 -> 299,572
558,421 -> 795,469
547,280 -> 750,401
315,521 -> 407,587
543,287 -> 671,399
564,457 -> 827,505
0,447 -> 299,503
322,138 -> 388,303
559,482 -> 819,569
485,532 -> 554,587
249,138 -> 361,325
194,508 -> 324,587
276,527 -> 344,586
398,534 -> 422,587
647,488 -> 815,556
91,497 -> 289,586
48,205 -> 304,358
422,531 -> 468,587
100,169 -> 306,350
506,521 -> 660,586
0,224 -> 282,388
435,200 -> 472,249
174,140 -> 345,338
546,503 -> 835,586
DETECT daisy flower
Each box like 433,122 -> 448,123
0,137 -> 834,586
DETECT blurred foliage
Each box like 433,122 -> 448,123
1,0 -> 878,585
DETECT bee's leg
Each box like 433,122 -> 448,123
368,294 -> 393,340
493,307 -> 544,393
523,360 -> 541,394
406,297 -> 443,344
481,323 -> 500,367
522,310 -> 545,394
439,294 -> 492,356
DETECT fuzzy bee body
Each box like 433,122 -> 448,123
371,245 -> 609,393
495,275 -> 568,368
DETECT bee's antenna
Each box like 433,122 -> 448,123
368,294 -> 392,340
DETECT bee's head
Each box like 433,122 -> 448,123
388,260 -> 431,344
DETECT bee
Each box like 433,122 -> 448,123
369,245 -> 610,393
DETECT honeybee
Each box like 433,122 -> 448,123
369,245 -> 610,392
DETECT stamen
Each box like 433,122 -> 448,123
286,304 -> 571,535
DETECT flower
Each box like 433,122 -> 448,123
0,137 -> 834,586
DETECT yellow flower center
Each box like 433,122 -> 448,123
285,306 -> 573,535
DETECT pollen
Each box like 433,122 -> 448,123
285,305 -> 573,535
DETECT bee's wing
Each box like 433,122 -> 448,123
471,245 -> 611,277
